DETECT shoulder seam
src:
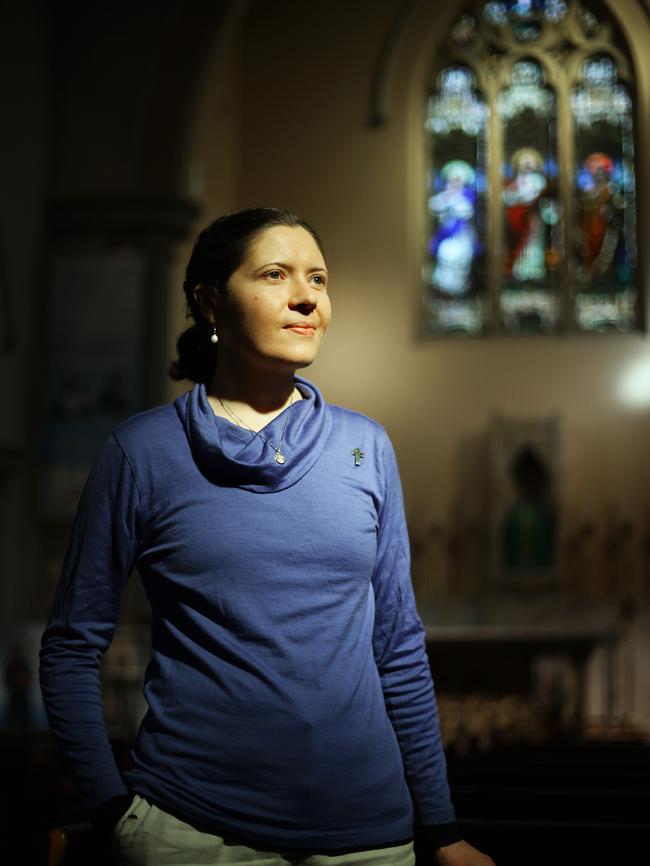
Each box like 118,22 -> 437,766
110,432 -> 143,506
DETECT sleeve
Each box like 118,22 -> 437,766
39,433 -> 142,825
371,435 -> 462,851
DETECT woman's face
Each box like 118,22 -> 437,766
213,225 -> 331,374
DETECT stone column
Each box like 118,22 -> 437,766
40,196 -> 198,621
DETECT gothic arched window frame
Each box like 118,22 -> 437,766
421,0 -> 642,337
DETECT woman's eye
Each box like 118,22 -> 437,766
265,270 -> 283,280
312,274 -> 327,287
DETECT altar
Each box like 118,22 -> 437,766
419,595 -> 622,742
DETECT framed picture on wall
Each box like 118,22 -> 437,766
487,412 -> 561,590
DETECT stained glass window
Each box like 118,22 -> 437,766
422,0 -> 640,337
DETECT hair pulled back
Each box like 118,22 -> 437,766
169,207 -> 324,384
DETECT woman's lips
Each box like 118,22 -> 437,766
285,324 -> 316,335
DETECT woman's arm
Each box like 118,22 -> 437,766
371,436 -> 458,839
371,437 -> 495,866
39,434 -> 142,828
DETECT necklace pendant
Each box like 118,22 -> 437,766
274,450 -> 286,465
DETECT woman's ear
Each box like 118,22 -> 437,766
193,284 -> 217,324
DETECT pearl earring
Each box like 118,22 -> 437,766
210,328 -> 219,344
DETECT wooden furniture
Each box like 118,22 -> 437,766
421,596 -> 621,732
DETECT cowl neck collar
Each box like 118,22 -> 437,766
174,376 -> 331,493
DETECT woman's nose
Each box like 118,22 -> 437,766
288,278 -> 318,311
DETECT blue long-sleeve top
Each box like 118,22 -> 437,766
39,377 -> 457,851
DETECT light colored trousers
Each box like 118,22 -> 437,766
113,795 -> 416,866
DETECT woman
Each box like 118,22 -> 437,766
40,208 -> 494,866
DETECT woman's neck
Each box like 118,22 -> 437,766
206,358 -> 301,429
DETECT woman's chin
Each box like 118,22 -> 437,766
257,351 -> 318,374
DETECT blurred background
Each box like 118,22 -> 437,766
1,0 -> 649,863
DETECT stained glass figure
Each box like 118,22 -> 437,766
503,148 -> 550,282
571,56 -> 637,331
499,62 -> 561,332
429,161 -> 478,295
424,67 -> 488,334
577,152 -> 622,278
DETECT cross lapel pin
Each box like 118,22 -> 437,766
351,448 -> 364,467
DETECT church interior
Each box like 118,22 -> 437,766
1,0 -> 649,863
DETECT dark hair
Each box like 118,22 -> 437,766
169,207 -> 324,384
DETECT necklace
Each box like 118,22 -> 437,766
217,391 -> 295,465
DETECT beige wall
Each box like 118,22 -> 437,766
176,0 -> 650,601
